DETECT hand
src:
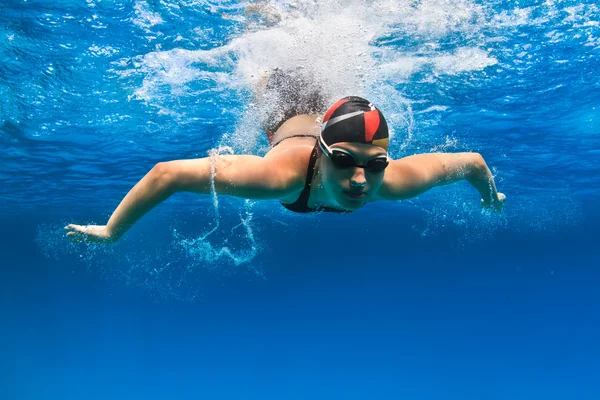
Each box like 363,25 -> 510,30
64,224 -> 115,243
481,192 -> 506,212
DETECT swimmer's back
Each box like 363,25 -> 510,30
268,114 -> 321,151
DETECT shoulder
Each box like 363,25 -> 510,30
265,139 -> 316,165
264,144 -> 315,196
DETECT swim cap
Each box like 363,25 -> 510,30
320,96 -> 389,151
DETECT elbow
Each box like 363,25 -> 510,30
150,162 -> 176,192
466,152 -> 488,179
471,152 -> 485,166
472,152 -> 486,170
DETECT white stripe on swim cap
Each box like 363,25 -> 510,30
320,110 -> 365,132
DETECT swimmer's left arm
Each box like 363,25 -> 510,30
377,152 -> 505,209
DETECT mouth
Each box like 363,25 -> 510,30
344,191 -> 367,199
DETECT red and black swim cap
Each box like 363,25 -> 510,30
320,96 -> 389,151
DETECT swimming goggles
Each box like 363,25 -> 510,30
319,137 -> 389,173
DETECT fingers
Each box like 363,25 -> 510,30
64,224 -> 112,243
66,231 -> 83,242
481,195 -> 506,212
64,224 -> 83,232
65,224 -> 86,242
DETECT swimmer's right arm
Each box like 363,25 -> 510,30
65,152 -> 305,243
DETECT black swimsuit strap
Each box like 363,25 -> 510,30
280,142 -> 319,213
272,134 -> 319,148
281,142 -> 347,214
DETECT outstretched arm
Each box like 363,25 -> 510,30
65,151 -> 305,243
376,152 -> 505,208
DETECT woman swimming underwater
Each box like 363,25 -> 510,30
65,90 -> 505,243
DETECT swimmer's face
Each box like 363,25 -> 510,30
319,142 -> 388,210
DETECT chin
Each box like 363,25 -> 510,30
338,194 -> 368,210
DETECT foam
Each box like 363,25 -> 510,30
431,47 -> 498,75
124,0 -> 497,151
133,1 -> 164,29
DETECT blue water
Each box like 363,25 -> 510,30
1,1 -> 599,399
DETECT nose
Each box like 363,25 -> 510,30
350,168 -> 366,188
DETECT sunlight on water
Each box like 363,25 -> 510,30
127,0 -> 497,154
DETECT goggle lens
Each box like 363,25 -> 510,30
330,150 -> 388,173
365,157 -> 389,173
330,151 -> 356,168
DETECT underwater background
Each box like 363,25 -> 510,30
1,1 -> 599,398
